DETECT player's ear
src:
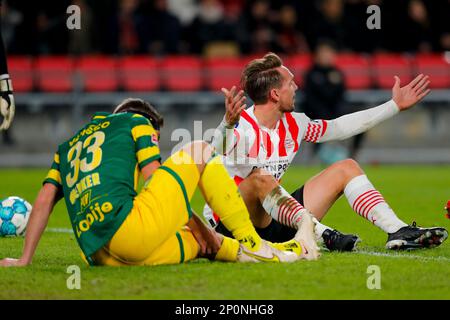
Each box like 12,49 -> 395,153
269,88 -> 280,102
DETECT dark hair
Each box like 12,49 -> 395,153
113,98 -> 164,130
241,52 -> 283,104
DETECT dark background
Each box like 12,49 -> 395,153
3,0 -> 449,56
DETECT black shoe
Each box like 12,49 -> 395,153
386,222 -> 448,250
322,229 -> 360,252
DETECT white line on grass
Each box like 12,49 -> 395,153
354,250 -> 450,262
46,227 -> 73,234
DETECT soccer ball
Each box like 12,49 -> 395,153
0,196 -> 32,237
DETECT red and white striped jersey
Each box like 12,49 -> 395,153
203,100 -> 399,227
221,105 -> 328,182
203,105 -> 328,227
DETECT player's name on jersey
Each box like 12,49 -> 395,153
69,172 -> 101,205
69,121 -> 110,147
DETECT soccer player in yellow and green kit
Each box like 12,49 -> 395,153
0,98 -> 319,267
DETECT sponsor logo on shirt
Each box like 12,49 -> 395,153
151,133 -> 159,145
285,138 -> 295,149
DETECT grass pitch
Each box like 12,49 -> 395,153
0,165 -> 449,300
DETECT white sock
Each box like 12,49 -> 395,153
262,186 -> 333,238
313,218 -> 330,240
344,175 -> 407,233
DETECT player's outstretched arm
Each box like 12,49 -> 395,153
211,86 -> 246,154
311,74 -> 431,143
0,184 -> 61,267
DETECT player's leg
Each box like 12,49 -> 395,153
93,141 -> 243,266
225,168 -> 319,258
102,140 -> 309,264
142,229 -> 241,265
90,141 -> 204,266
91,234 -> 196,267
181,141 -> 305,261
92,219 -> 239,266
214,175 -> 298,243
290,185 -> 360,251
142,228 -> 200,265
178,140 -> 261,249
238,169 -> 312,228
90,247 -> 130,266
302,158 -> 448,249
235,168 -> 354,252
301,159 -> 363,219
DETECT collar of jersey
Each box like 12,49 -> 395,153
91,112 -> 110,120
248,105 -> 281,131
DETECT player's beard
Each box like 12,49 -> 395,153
282,99 -> 295,113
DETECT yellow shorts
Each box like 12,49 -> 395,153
91,151 -> 201,266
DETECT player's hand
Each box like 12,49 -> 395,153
392,74 -> 430,111
192,225 -> 222,259
0,258 -> 28,267
0,77 -> 15,130
295,210 -> 320,261
221,86 -> 246,127
186,213 -> 222,258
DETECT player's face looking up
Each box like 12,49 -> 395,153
241,53 -> 298,112
274,66 -> 298,113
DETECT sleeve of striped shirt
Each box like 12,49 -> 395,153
43,152 -> 63,189
310,99 -> 399,143
302,118 -> 329,143
130,114 -> 161,169
211,118 -> 242,155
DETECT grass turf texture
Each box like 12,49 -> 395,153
0,165 -> 449,300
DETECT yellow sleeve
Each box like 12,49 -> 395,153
131,114 -> 161,169
43,152 -> 62,188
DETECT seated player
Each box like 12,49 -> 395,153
204,53 -> 448,251
0,98 -> 319,267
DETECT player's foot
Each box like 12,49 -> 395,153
237,240 -> 298,263
386,222 -> 448,250
294,210 -> 320,260
322,229 -> 360,252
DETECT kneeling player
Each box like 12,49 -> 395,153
0,98 -> 319,267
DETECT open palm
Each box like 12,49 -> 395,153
392,74 -> 430,111
222,86 -> 246,126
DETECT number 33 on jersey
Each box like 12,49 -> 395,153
43,112 -> 161,259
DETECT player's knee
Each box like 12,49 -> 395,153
181,140 -> 213,165
335,158 -> 363,180
247,169 -> 278,198
182,140 -> 210,152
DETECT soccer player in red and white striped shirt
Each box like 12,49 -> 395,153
204,53 -> 448,251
